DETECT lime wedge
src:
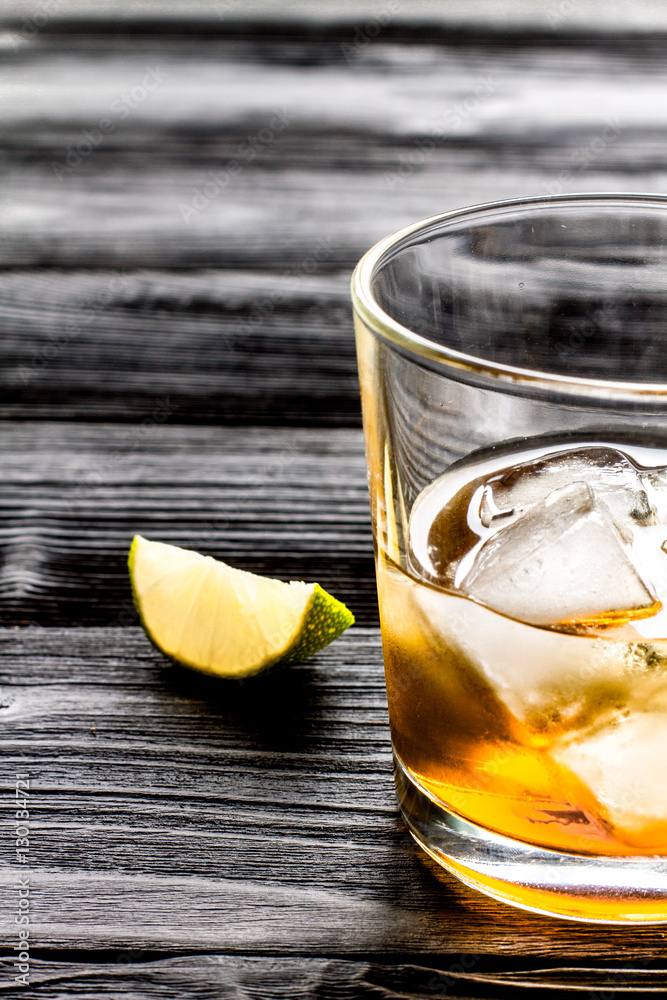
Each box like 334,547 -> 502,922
128,535 -> 354,678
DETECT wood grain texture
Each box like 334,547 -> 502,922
4,156 -> 664,272
3,5 -> 667,989
5,32 -> 667,145
0,270 -> 359,424
0,423 -> 375,625
3,625 -> 667,961
2,37 -> 666,274
3,954 -> 667,999
0,46 -> 665,427
1,29 -> 666,427
4,0 -> 667,34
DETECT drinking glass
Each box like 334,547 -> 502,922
351,194 -> 667,922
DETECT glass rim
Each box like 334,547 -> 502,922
351,192 -> 667,404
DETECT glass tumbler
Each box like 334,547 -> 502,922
351,194 -> 667,922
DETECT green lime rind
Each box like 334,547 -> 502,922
281,583 -> 355,664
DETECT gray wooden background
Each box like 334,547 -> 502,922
2,1 -> 667,996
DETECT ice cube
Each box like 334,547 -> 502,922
410,580 -> 667,737
485,446 -> 653,533
410,443 -> 656,595
459,481 -> 659,628
554,710 -> 667,842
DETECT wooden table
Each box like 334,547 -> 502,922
3,2 -> 667,995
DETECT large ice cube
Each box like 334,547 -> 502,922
410,581 -> 667,738
459,481 -> 659,628
482,446 -> 653,532
554,710 -> 667,842
411,443 -> 657,596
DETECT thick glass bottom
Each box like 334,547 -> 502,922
394,753 -> 667,923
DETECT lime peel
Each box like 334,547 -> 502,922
128,535 -> 354,678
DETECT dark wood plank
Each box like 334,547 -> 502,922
4,153 -> 663,272
0,270 -> 359,424
4,0 -> 667,34
3,624 -> 667,960
3,34 -> 664,162
1,36 -> 666,272
3,954 -> 667,999
3,29 -> 664,150
1,32 -> 667,426
0,422 -> 375,625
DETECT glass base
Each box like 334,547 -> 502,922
394,753 -> 667,923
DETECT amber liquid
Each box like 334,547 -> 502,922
379,440 -> 667,862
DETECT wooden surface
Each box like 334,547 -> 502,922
3,2 -> 667,996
